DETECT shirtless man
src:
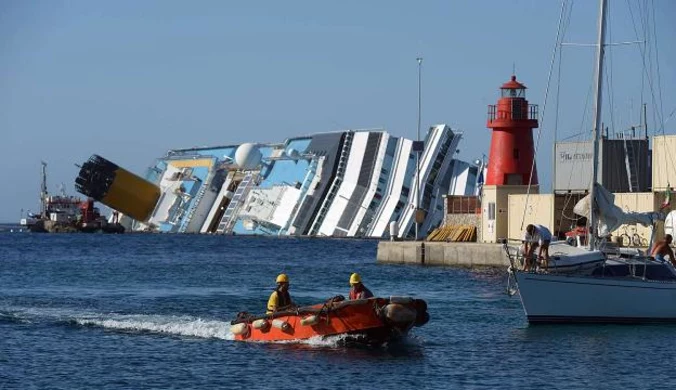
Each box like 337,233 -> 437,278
651,234 -> 674,266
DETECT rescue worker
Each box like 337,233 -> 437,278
523,224 -> 552,271
266,273 -> 294,314
349,273 -> 374,300
651,234 -> 675,266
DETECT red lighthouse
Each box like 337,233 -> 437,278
486,75 -> 539,185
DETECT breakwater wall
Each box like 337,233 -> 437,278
377,241 -> 508,267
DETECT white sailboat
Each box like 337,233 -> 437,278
505,240 -> 605,275
508,0 -> 676,324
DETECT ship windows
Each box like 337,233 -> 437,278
428,168 -> 438,183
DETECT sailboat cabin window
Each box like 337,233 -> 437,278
488,202 -> 496,221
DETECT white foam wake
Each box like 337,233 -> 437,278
256,333 -> 352,347
75,314 -> 233,340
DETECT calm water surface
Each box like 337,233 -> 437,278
1,233 -> 674,389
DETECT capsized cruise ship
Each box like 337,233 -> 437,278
118,125 -> 480,238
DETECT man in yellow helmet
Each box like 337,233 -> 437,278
266,273 -> 294,314
348,273 -> 373,300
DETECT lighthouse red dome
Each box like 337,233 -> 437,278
500,75 -> 527,90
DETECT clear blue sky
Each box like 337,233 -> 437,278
2,0 -> 674,222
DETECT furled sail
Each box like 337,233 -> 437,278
573,184 -> 665,236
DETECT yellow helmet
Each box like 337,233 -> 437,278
276,273 -> 289,284
349,273 -> 361,285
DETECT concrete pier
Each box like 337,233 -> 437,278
377,241 -> 509,267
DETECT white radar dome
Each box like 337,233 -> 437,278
235,143 -> 262,170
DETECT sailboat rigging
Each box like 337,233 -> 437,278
506,0 -> 676,324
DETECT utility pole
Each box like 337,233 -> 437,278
415,57 -> 423,241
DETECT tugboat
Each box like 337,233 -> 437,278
19,161 -> 125,233
230,296 -> 429,345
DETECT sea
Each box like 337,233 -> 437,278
2,231 -> 675,390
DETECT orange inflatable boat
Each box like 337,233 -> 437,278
230,296 -> 429,345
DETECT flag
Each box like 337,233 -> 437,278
661,186 -> 672,210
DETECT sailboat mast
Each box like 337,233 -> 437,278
589,0 -> 607,250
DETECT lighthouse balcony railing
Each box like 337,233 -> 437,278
487,104 -> 538,122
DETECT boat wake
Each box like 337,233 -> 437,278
254,332 -> 425,350
256,333 -> 353,347
74,314 -> 233,340
2,305 -> 426,353
0,310 -> 34,325
0,305 -> 233,340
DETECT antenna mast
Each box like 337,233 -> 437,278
40,161 -> 48,216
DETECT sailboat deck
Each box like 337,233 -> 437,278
590,259 -> 676,281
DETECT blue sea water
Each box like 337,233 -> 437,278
1,233 -> 675,389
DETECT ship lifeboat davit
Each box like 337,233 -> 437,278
230,296 -> 429,345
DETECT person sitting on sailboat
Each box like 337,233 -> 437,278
523,224 -> 552,271
349,273 -> 374,300
267,273 -> 295,314
651,234 -> 674,266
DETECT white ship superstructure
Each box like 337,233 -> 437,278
131,125 -> 480,238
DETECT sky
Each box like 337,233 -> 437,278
1,0 -> 675,222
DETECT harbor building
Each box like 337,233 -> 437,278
506,134 -> 674,245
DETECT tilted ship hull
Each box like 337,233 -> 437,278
75,125 -> 481,238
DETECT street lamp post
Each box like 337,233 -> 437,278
415,57 -> 423,241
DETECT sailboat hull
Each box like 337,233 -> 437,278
515,271 -> 676,323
